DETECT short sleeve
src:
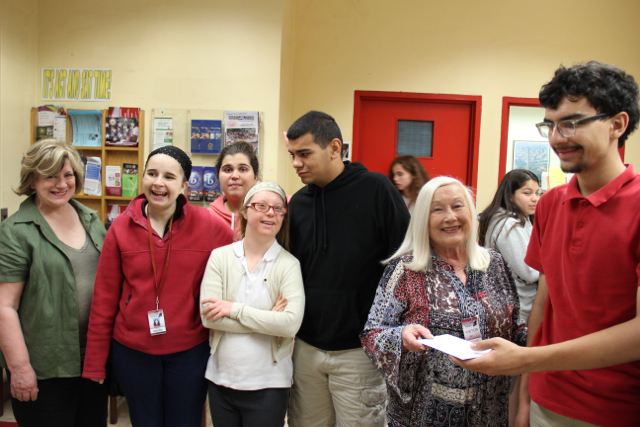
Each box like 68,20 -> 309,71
525,197 -> 547,274
0,223 -> 31,283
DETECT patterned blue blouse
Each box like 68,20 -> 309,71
360,250 -> 526,427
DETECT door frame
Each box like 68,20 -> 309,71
498,97 -> 541,183
353,91 -> 482,189
499,96 -> 626,183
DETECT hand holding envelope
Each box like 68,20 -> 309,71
418,334 -> 493,360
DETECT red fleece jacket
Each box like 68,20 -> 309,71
83,195 -> 233,379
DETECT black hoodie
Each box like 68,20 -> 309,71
289,161 -> 410,350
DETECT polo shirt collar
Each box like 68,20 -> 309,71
564,164 -> 636,207
233,238 -> 282,262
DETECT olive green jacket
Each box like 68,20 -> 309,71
0,196 -> 105,379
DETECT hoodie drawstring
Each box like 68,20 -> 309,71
321,190 -> 328,255
310,187 -> 328,255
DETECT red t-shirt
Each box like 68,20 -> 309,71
525,165 -> 640,427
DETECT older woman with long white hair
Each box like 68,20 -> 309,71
360,176 -> 526,427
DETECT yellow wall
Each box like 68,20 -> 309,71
1,0 -> 289,214
286,0 -> 640,207
0,0 -> 38,215
278,0 -> 295,186
2,0 -> 640,213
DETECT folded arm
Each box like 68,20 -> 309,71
201,252 -> 305,337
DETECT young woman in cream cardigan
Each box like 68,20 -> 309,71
200,181 -> 304,427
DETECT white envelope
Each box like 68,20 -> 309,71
418,334 -> 492,360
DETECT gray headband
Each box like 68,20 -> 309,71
243,181 -> 287,208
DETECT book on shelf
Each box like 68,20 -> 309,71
38,105 -> 66,126
204,167 -> 222,202
106,204 -> 128,229
69,110 -> 102,147
37,105 -> 67,142
122,163 -> 139,197
36,126 -> 54,141
53,116 -> 66,141
84,157 -> 102,196
106,107 -> 140,147
187,166 -> 204,202
106,166 -> 122,196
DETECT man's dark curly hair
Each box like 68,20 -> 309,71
539,61 -> 639,147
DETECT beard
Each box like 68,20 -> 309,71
553,146 -> 586,173
560,160 -> 585,173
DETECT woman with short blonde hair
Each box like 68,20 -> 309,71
0,139 -> 108,426
14,139 -> 85,196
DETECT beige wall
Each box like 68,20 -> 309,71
0,0 -> 289,215
2,0 -> 640,211
278,0 -> 295,187
286,0 -> 640,207
0,0 -> 38,215
37,0 -> 287,181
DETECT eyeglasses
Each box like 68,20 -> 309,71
248,203 -> 288,215
535,113 -> 609,139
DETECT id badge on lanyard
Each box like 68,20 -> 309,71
462,316 -> 481,342
147,213 -> 173,336
148,309 -> 166,335
458,270 -> 483,343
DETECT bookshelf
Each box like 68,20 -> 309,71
30,108 -> 145,224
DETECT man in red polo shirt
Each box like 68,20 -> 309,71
456,61 -> 640,427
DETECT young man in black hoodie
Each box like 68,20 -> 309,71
284,111 -> 410,427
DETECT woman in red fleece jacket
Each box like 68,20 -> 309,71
83,146 -> 232,427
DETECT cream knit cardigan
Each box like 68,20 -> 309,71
200,244 -> 305,363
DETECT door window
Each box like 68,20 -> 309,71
397,120 -> 433,157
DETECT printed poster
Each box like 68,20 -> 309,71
153,118 -> 174,151
224,111 -> 258,151
106,107 -> 139,147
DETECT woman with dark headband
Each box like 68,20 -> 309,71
82,146 -> 233,427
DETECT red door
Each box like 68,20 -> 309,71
353,91 -> 482,188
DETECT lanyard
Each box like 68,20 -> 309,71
443,261 -> 487,337
147,213 -> 173,310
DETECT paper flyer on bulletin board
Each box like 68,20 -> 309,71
153,118 -> 174,150
41,68 -> 112,101
224,111 -> 259,151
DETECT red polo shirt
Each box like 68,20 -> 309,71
525,165 -> 640,427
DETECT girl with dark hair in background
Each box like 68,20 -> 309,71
387,156 -> 430,214
208,141 -> 259,240
478,169 -> 540,322
478,168 -> 540,427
